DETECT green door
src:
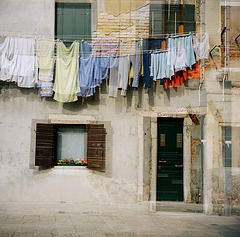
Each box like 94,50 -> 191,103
157,118 -> 183,201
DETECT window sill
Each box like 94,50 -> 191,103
53,166 -> 88,170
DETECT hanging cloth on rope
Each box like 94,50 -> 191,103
36,40 -> 55,97
193,32 -> 210,60
53,41 -> 79,103
0,37 -> 38,88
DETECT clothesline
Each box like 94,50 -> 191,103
1,31 -> 199,42
0,33 -> 210,103
0,32 -> 203,58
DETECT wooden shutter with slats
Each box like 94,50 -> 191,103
35,123 -> 56,167
87,124 -> 106,171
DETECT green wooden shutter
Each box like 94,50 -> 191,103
55,3 -> 91,41
35,123 -> 56,167
87,124 -> 106,171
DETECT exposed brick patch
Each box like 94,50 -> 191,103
191,137 -> 201,160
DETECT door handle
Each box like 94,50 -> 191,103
175,165 -> 183,168
159,161 -> 167,163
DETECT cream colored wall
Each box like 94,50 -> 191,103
0,0 -> 239,214
0,0 -> 54,39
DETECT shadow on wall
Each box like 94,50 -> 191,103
0,76 -> 198,111
0,81 -> 6,94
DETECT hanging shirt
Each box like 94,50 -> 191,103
193,33 -> 210,60
167,37 -> 177,78
94,56 -> 110,83
78,56 -> 96,97
150,53 -> 159,80
175,48 -> 187,72
118,55 -> 129,96
151,51 -> 169,80
184,35 -> 196,68
109,56 -> 119,98
36,40 -> 54,81
53,41 -> 79,103
36,40 -> 55,97
175,38 -> 187,72
17,38 -> 38,88
0,37 -> 38,87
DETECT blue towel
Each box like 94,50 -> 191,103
78,56 -> 96,97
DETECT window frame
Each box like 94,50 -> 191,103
54,0 -> 97,41
56,124 -> 87,165
30,119 -> 108,172
149,2 -> 196,37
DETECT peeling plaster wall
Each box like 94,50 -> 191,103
0,0 -> 239,214
190,124 -> 202,203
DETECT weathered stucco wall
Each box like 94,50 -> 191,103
0,0 -> 54,39
0,80 -> 202,205
0,0 -> 239,214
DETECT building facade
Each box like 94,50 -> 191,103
0,0 -> 239,215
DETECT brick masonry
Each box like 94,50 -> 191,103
191,137 -> 201,160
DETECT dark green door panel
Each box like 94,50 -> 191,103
157,118 -> 183,201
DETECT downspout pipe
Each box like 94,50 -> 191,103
200,0 -> 206,206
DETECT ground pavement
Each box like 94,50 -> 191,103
0,202 -> 239,237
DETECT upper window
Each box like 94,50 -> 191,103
35,123 -> 105,171
55,3 -> 92,41
150,3 -> 196,37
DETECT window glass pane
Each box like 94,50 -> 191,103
176,133 -> 183,148
57,125 -> 86,162
160,134 -> 166,147
150,4 -> 196,36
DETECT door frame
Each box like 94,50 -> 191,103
148,114 -> 192,211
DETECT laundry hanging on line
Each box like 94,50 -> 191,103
0,37 -> 38,88
0,33 -> 210,103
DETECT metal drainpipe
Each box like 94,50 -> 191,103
200,0 -> 206,207
201,114 -> 205,205
224,0 -> 232,216
199,0 -> 205,107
